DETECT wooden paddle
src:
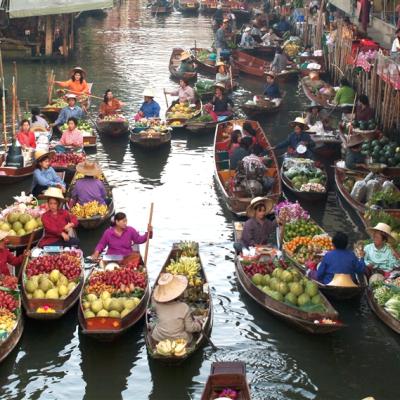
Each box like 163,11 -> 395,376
143,202 -> 154,268
61,88 -> 104,101
163,89 -> 169,109
17,231 -> 35,280
201,327 -> 218,351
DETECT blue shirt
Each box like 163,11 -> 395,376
139,100 -> 161,118
263,83 -> 280,98
32,167 -> 65,190
317,249 -> 365,284
276,131 -> 315,151
54,106 -> 85,126
215,27 -> 227,49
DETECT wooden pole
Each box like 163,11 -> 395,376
13,62 -> 20,120
143,203 -> 154,268
163,89 -> 169,109
18,231 -> 35,279
48,70 -> 55,104
0,49 -> 7,148
12,77 -> 16,139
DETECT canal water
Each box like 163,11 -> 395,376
1,2 -> 400,399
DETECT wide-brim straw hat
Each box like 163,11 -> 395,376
38,187 -> 66,202
327,273 -> 358,287
244,26 -> 251,32
142,88 -> 155,98
76,161 -> 102,177
214,82 -> 226,90
65,93 -> 77,100
246,197 -> 274,217
34,150 -> 55,164
346,135 -> 365,148
70,66 -> 86,78
290,117 -> 309,131
265,71 -> 276,79
153,273 -> 188,303
0,231 -> 9,241
367,223 -> 396,244
307,101 -> 323,111
180,51 -> 191,61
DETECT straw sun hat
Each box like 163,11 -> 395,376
246,197 -> 274,218
180,51 -> 191,61
76,161 -> 102,177
70,66 -> 86,78
153,273 -> 188,303
38,187 -> 66,202
34,150 -> 55,164
367,223 -> 396,244
307,101 -> 323,111
345,135 -> 365,149
290,117 -> 309,131
142,88 -> 155,98
0,231 -> 9,241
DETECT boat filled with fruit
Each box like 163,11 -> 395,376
0,276 -> 24,363
130,119 -> 172,148
165,102 -> 202,129
40,97 -> 68,122
50,152 -> 86,185
281,158 -> 328,201
145,241 -> 213,362
21,248 -> 84,319
96,114 -> 130,137
78,253 -> 149,340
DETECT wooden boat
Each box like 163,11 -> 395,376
0,153 -> 35,184
145,242 -> 213,363
214,119 -> 281,216
241,93 -> 285,117
169,48 -> 198,83
165,101 -> 202,128
21,250 -> 84,320
240,44 -> 277,59
201,362 -> 251,400
78,255 -> 150,340
130,129 -> 172,148
176,0 -> 200,13
300,77 -> 336,109
308,131 -> 342,159
366,286 -> 400,334
7,229 -> 43,251
0,290 -> 24,363
232,50 -> 267,77
151,2 -> 173,14
191,48 -> 239,77
186,115 -> 232,134
82,130 -> 97,150
96,118 -> 130,137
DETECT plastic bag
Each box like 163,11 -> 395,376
350,180 -> 367,203
382,180 -> 396,193
366,179 -> 381,201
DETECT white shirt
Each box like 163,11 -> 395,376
391,37 -> 400,53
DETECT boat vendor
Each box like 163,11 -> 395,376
261,28 -> 280,44
165,78 -> 196,104
226,129 -> 242,156
31,150 -> 66,197
53,94 -> 85,127
70,161 -> 107,205
30,107 -> 50,131
333,78 -> 356,106
91,212 -> 153,259
229,136 -> 253,169
270,47 -> 288,74
344,135 -> 367,170
38,188 -> 79,248
274,117 -> 315,159
360,223 -> 400,273
264,72 -> 280,99
56,117 -> 83,151
317,232 -> 365,285
136,88 -> 161,119
251,25 -> 263,43
151,273 -> 203,343
240,27 -> 256,49
355,94 -> 374,122
54,66 -> 90,95
215,19 -> 229,61
209,83 -> 234,116
305,101 -> 327,126
0,231 -> 28,276
234,197 -> 276,254
178,51 -> 197,74
215,62 -> 231,85
99,89 -> 125,118
16,119 -> 36,150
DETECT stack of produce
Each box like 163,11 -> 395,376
212,388 -> 239,399
282,37 -> 302,58
51,153 -> 86,168
360,137 -> 400,167
195,79 -> 215,97
71,201 -> 108,218
60,120 -> 94,136
100,114 -> 126,122
44,98 -> 67,108
82,260 -> 147,320
343,118 -> 376,133
196,49 -> 212,62
166,256 -> 202,287
166,103 -> 198,121
0,289 -> 19,339
155,338 -> 187,357
302,76 -> 335,98
283,219 -> 323,241
24,251 -> 82,303
371,276 -> 400,320
0,275 -> 18,290
283,158 -> 326,192
274,200 -> 310,223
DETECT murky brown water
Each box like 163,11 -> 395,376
0,2 -> 400,399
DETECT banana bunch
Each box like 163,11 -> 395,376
166,256 -> 200,278
188,276 -> 203,287
283,42 -> 300,58
178,241 -> 198,257
71,201 -> 108,218
155,338 -> 187,357
0,309 -> 16,333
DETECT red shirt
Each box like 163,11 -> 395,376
16,130 -> 36,148
0,247 -> 23,275
39,209 -> 78,247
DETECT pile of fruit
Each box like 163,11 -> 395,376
177,241 -> 198,257
101,114 -> 126,122
283,236 -> 334,264
166,256 -> 202,287
44,98 -> 67,108
371,277 -> 400,320
344,119 -> 376,132
71,201 -> 108,218
24,252 -> 81,302
212,388 -> 238,400
274,200 -> 310,223
0,307 -> 17,337
195,49 -> 212,62
282,38 -> 302,58
82,261 -> 147,320
195,79 -> 215,97
155,338 -> 187,357
0,288 -> 19,339
283,158 -> 326,192
51,153 -> 86,168
0,275 -> 18,290
60,120 -> 94,136
360,137 -> 400,167
166,103 -> 198,120
283,219 -> 322,241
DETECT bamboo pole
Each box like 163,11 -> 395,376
11,77 -> 16,139
143,203 -> 154,268
48,70 -> 55,105
13,62 -> 20,121
0,49 -> 6,148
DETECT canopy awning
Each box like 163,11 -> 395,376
9,0 -> 113,18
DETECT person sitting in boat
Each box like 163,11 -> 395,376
215,62 -> 231,85
99,89 -> 124,119
32,150 -> 66,197
270,47 -> 288,74
226,129 -> 242,156
264,72 -> 280,99
306,101 -> 325,126
261,28 -> 280,45
333,78 -> 356,107
137,88 -> 161,119
355,94 -> 374,122
240,27 -> 256,49
178,51 -> 196,75
209,83 -> 233,116
230,136 -> 253,170
165,78 -> 195,104
317,232 -> 365,285
360,223 -> 400,274
250,25 -> 262,43
0,231 -> 26,276
274,117 -> 315,159
54,66 -> 90,96
39,187 -> 79,248
16,119 -> 36,150
234,197 -> 276,254
30,107 -> 49,130
71,161 -> 107,206
56,117 -> 83,151
345,136 -> 367,170
53,94 -> 85,127
151,273 -> 203,343
91,212 -> 152,259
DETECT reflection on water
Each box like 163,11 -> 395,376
0,1 -> 400,399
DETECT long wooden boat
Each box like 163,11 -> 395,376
214,119 -> 281,216
130,129 -> 172,148
7,229 -> 43,251
96,118 -> 130,137
199,0 -> 218,13
232,50 -> 267,77
78,255 -> 150,340
165,101 -> 202,128
0,290 -> 24,363
241,93 -> 285,118
186,115 -> 232,134
308,131 -> 342,159
145,242 -> 213,363
21,250 -> 84,320
169,48 -> 198,83
176,0 -> 200,13
240,45 -> 277,59
366,286 -> 400,334
0,154 -> 35,184
300,77 -> 336,109
201,362 -> 251,400
191,48 -> 239,77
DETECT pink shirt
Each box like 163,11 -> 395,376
60,128 -> 83,147
170,86 -> 195,103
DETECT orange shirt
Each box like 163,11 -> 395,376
99,98 -> 122,117
58,79 -> 90,95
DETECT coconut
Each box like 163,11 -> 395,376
281,270 -> 293,283
87,293 -> 98,302
103,297 -> 112,311
84,310 -> 96,319
277,282 -> 289,296
46,288 -> 59,299
251,273 -> 263,286
39,278 -> 53,293
33,289 -> 45,299
97,309 -> 109,317
100,291 -> 111,301
50,269 -> 61,284
261,274 -> 271,286
297,293 -> 311,306
25,279 -> 38,293
91,300 -> 103,314
109,310 -> 121,318
58,285 -> 69,297
120,308 -> 131,318
285,292 -> 297,305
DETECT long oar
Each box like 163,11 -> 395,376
61,88 -> 104,101
18,231 -> 35,280
202,327 -> 218,351
163,89 -> 169,109
143,203 -> 154,268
